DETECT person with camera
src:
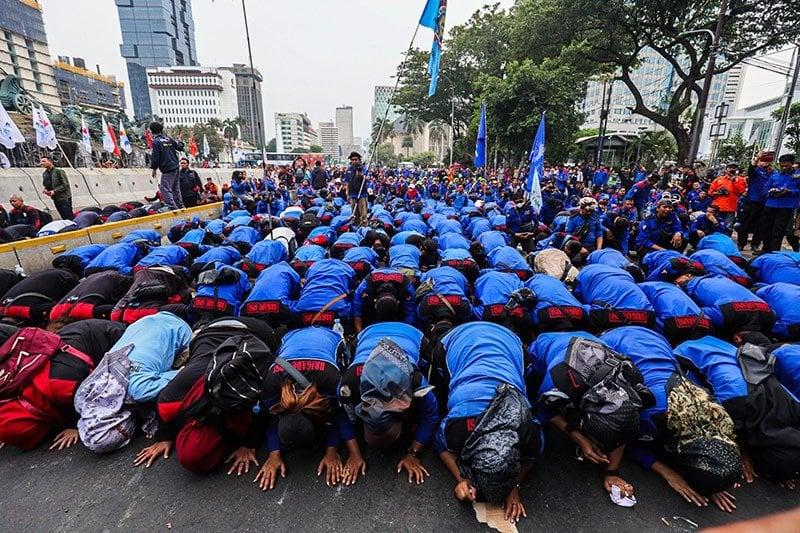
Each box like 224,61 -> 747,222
708,163 -> 746,229
345,152 -> 369,226
761,154 -> 800,254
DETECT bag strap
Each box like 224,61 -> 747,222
3,292 -> 53,306
434,293 -> 456,315
61,344 -> 94,369
560,260 -> 572,282
273,356 -> 312,390
310,293 -> 348,324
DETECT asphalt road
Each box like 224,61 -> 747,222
1,430 -> 796,532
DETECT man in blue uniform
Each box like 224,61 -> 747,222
636,199 -> 685,259
761,154 -> 800,253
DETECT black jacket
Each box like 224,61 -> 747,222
150,134 -> 184,173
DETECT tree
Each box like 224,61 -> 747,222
402,135 -> 414,156
401,115 -> 426,137
512,0 -> 800,163
371,119 -> 393,145
221,117 -> 245,162
428,119 -> 449,162
410,151 -> 437,167
309,144 -> 324,153
291,147 -> 310,153
638,130 -> 678,164
716,133 -> 752,166
265,138 -> 277,152
771,102 -> 800,155
375,143 -> 398,166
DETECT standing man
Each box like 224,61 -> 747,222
345,152 -> 368,226
40,156 -> 72,220
708,163 -> 747,228
177,157 -> 202,207
737,152 -> 773,252
761,154 -> 800,254
311,160 -> 329,191
149,122 -> 184,210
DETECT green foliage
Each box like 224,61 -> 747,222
716,134 -> 753,166
166,122 -> 224,159
410,151 -> 437,166
265,138 -> 277,152
638,130 -> 678,164
375,143 -> 398,166
309,144 -> 324,153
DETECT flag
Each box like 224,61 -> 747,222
118,119 -> 132,154
0,104 -> 24,149
419,0 -> 447,97
101,116 -> 119,156
202,134 -> 210,158
474,102 -> 487,168
80,116 -> 92,153
526,113 -> 546,213
33,105 -> 57,150
144,129 -> 153,149
189,136 -> 199,158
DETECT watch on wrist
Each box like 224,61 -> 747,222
407,446 -> 422,458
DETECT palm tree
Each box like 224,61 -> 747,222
402,135 -> 414,157
428,119 -> 448,162
403,115 -> 425,137
371,119 -> 392,145
221,117 -> 245,163
639,130 -> 678,164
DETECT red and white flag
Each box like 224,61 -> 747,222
101,116 -> 120,156
80,116 -> 92,153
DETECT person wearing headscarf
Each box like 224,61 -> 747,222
433,322 -> 541,523
601,327 -> 742,512
675,334 -> 800,488
530,331 -> 652,502
339,322 -> 438,484
565,197 -> 604,252
255,327 -> 364,490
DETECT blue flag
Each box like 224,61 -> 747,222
526,113 -> 545,213
474,102 -> 487,168
419,0 -> 447,97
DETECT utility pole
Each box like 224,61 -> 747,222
773,44 -> 800,154
449,86 -> 455,166
241,0 -> 265,162
596,79 -> 614,167
687,0 -> 729,164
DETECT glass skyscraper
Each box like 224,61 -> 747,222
114,0 -> 198,119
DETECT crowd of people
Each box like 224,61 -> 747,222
1,125 -> 800,524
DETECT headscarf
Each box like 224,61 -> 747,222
355,339 -> 413,434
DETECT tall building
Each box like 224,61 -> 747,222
0,0 -> 61,110
335,105 -> 354,148
579,48 -> 744,134
53,57 -> 126,113
147,66 -> 238,127
115,0 -> 198,119
274,112 -> 315,153
371,85 -> 400,127
318,121 -> 339,158
221,64 -> 264,147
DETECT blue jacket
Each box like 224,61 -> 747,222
194,264 -> 250,316
277,326 -> 343,364
135,245 -> 189,271
751,252 -> 800,285
436,322 -> 529,452
420,266 -> 469,297
747,165 -> 772,202
764,169 -> 800,209
636,214 -> 683,250
696,233 -> 742,258
624,180 -> 653,209
388,244 -> 421,270
473,271 -> 523,319
682,275 -> 771,329
150,134 -> 184,173
487,246 -> 531,276
243,240 -> 288,269
87,242 -> 148,276
112,312 -> 192,402
524,274 -> 584,325
476,230 -> 509,255
574,264 -> 652,312
772,344 -> 800,398
587,248 -> 635,271
294,259 -> 355,315
565,212 -> 604,247
225,226 -> 260,248
294,244 -> 326,264
689,214 -> 727,236
193,246 -> 241,269
352,267 -> 415,322
601,327 -> 678,469
756,283 -> 800,339
673,336 -> 748,403
244,261 -> 301,309
438,232 -> 470,252
639,281 -> 706,334
122,229 -> 161,246
352,322 -> 424,367
690,249 -> 750,286
56,244 -> 107,271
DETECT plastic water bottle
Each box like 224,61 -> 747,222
332,318 -> 344,338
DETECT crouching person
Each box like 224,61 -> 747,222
433,322 -> 542,523
339,322 -> 438,483
0,320 -> 126,451
134,318 -> 279,473
530,331 -> 653,504
75,312 -> 192,453
254,327 -> 365,490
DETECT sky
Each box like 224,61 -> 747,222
39,0 -> 794,142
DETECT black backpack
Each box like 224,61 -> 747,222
203,333 -> 274,417
367,271 -> 406,306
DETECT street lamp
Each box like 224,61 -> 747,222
438,73 -> 457,167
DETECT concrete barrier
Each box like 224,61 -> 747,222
0,202 -> 222,273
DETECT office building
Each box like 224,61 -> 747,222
147,66 -> 238,127
275,112 -> 315,153
318,121 -> 339,157
579,48 -> 744,134
221,64 -> 264,147
53,57 -> 126,113
371,85 -> 400,126
0,0 -> 61,110
115,0 -> 198,118
335,105 -> 354,148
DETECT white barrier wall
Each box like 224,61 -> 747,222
0,168 -> 231,215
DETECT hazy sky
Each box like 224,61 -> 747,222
40,0 -> 794,141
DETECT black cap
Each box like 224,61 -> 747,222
779,153 -> 796,164
277,413 -> 317,449
349,152 -> 362,160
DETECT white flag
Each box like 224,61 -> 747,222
202,134 -> 210,157
33,105 -> 57,150
80,116 -> 92,154
0,105 -> 24,149
118,119 -> 132,154
101,116 -> 116,154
